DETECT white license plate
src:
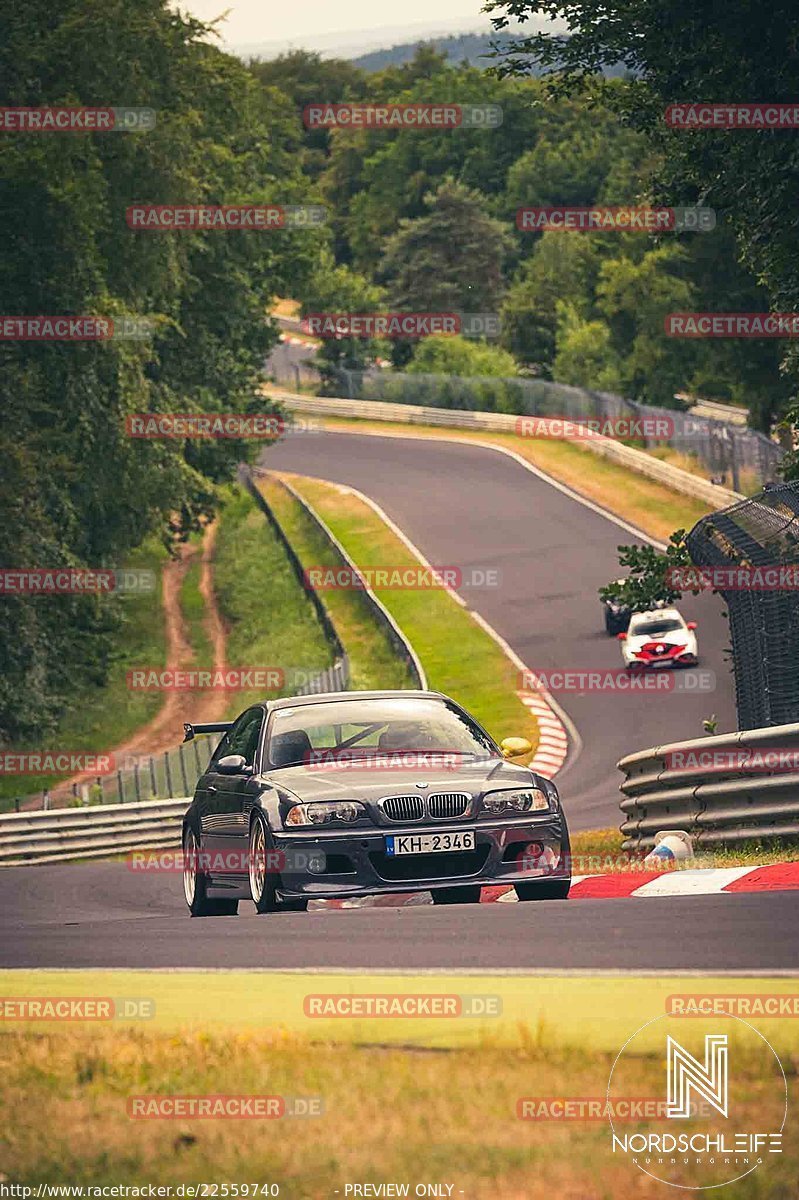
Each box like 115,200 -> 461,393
385,830 -> 475,856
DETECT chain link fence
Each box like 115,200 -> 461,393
272,362 -> 783,492
687,480 -> 799,730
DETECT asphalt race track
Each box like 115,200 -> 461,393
265,428 -> 736,828
1,862 -> 798,970
3,426 -> 771,974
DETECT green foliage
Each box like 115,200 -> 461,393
501,233 -> 600,367
299,247 -> 387,385
488,0 -> 799,426
407,336 -> 518,378
380,179 -> 512,314
598,530 -> 696,612
552,303 -> 624,393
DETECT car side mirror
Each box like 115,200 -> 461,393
216,754 -> 251,776
686,621 -> 697,630
500,736 -> 534,759
617,632 -> 627,641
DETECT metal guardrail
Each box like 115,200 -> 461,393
304,366 -> 781,490
276,393 -> 743,511
618,723 -> 799,849
0,797 -> 187,866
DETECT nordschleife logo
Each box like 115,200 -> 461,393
607,1015 -> 786,1189
667,1034 -> 728,1119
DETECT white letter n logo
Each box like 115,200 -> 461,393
667,1034 -> 728,1118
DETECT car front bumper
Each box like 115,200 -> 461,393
271,814 -> 570,900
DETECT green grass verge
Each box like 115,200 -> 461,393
281,473 -> 538,753
0,537 -> 169,811
260,477 -> 415,691
213,486 -> 336,717
2,976 -> 796,1196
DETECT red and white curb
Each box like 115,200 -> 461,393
519,687 -> 570,777
316,862 -> 799,909
491,860 -> 799,901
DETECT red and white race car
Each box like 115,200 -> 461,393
617,607 -> 698,669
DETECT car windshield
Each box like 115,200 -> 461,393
265,697 -> 495,768
631,617 -> 685,636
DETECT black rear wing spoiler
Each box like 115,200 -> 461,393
183,721 -> 233,743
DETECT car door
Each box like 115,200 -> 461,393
212,707 -> 265,869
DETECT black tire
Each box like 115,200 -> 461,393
431,885 -> 482,905
604,608 -> 628,636
183,826 -> 239,917
514,879 -> 571,901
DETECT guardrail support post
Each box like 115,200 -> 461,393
164,752 -> 173,799
178,744 -> 189,795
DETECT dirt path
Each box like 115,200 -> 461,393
44,522 -> 228,806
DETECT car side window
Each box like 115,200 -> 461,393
225,709 -> 263,767
209,731 -> 232,766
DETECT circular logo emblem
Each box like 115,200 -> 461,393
607,1013 -> 787,1190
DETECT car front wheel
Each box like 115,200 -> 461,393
248,815 -> 308,914
183,826 -> 238,917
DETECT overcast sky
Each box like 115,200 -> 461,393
174,0 -> 498,53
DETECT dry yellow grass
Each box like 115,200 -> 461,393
2,1026 -> 794,1197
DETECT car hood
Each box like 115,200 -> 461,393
263,757 -> 542,803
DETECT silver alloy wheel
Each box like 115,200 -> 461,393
249,819 -> 266,903
183,827 -> 197,906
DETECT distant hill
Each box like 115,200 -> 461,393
353,30 -> 527,72
352,31 -> 632,77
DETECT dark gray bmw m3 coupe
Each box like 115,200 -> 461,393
181,690 -> 571,915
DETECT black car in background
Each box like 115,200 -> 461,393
181,690 -> 571,915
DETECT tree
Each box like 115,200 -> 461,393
501,232 -> 600,368
594,245 -> 696,406
407,335 -> 518,378
300,248 -> 387,389
321,53 -> 544,271
0,0 -> 323,741
598,532 -> 697,612
552,303 -> 624,393
249,51 -> 367,180
380,179 -> 512,314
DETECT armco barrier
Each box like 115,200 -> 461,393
274,393 -> 744,511
618,723 -> 799,849
0,798 -> 187,867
